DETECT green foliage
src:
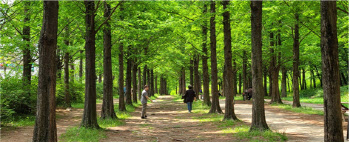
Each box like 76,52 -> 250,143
283,85 -> 349,107
98,118 -> 125,128
55,78 -> 85,106
270,103 -> 324,115
1,115 -> 35,127
59,127 -> 107,142
0,75 -> 37,120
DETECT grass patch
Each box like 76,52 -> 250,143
270,103 -> 324,115
231,125 -> 287,142
59,127 -> 106,142
71,102 -> 85,109
282,85 -> 349,108
190,100 -> 287,142
98,118 -> 125,128
1,115 -> 35,127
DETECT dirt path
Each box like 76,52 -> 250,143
1,104 -> 92,142
101,95 -> 236,142
221,99 -> 348,142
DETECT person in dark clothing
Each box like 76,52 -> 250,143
183,85 -> 196,113
243,87 -> 253,100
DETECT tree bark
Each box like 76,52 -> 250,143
321,1 -> 344,141
138,67 -> 142,100
22,1 -> 32,99
243,50 -> 247,92
270,32 -> 282,104
79,50 -> 83,79
281,67 -> 287,97
190,59 -> 194,86
292,11 -> 301,107
101,2 -> 117,119
263,68 -> 268,96
209,0 -> 222,114
202,3 -> 211,106
239,73 -> 242,94
223,0 -> 237,120
150,69 -> 154,97
64,26 -> 71,108
118,43 -> 126,111
302,68 -> 307,90
193,55 -> 200,99
32,1 -> 58,141
132,59 -> 138,103
143,65 -> 147,87
125,46 -> 132,105
250,1 -> 269,131
81,1 -> 99,128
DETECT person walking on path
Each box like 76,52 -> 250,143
141,85 -> 153,119
183,85 -> 196,113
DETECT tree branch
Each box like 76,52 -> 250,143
337,7 -> 348,15
94,1 -> 124,34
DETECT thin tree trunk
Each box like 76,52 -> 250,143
292,10 -> 301,107
138,67 -> 141,100
150,69 -> 154,97
209,0 -> 222,114
194,55 -> 200,98
264,68 -> 268,96
239,73 -> 242,94
147,69 -> 150,95
202,3 -> 210,106
81,1 -> 99,128
321,2 -> 344,141
118,43 -> 126,111
281,67 -> 287,97
243,50 -> 247,91
132,60 -> 138,103
32,1 -> 58,141
302,68 -> 307,90
22,1 -> 32,99
79,50 -> 83,79
155,75 -> 158,94
270,32 -> 282,104
101,2 -> 117,119
143,65 -> 147,87
233,59 -> 237,96
190,59 -> 194,86
315,65 -> 323,87
223,0 -> 237,120
250,1 -> 269,131
125,46 -> 132,105
64,43 -> 70,107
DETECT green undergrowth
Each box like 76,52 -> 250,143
60,127 -> 106,142
1,115 -> 35,127
282,85 -> 349,108
270,103 -> 324,115
60,99 -> 144,142
190,100 -> 287,142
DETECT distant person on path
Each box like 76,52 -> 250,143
141,85 -> 153,119
183,85 -> 196,113
243,87 -> 253,100
199,89 -> 203,100
123,86 -> 126,96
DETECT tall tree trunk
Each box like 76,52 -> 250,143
81,1 -> 99,128
270,32 -> 282,104
101,2 -> 117,119
239,73 -> 242,94
143,65 -> 147,87
147,69 -> 150,95
125,46 -> 132,105
79,50 -> 83,79
155,75 -> 158,94
138,67 -> 142,100
264,68 -> 268,96
181,68 -> 186,94
150,69 -> 154,97
315,65 -> 323,87
243,50 -> 247,92
132,60 -> 138,103
341,72 -> 347,85
32,1 -> 58,141
118,43 -> 126,111
194,55 -> 200,98
202,3 -> 211,106
56,49 -> 62,79
98,74 -> 102,83
302,68 -> 307,90
209,1 -> 222,114
22,1 -> 32,99
64,26 -> 71,107
281,67 -> 287,97
118,4 -> 126,112
233,59 -> 237,96
250,1 -> 269,131
190,59 -> 194,86
223,0 -> 237,120
321,2 -> 344,141
310,68 -> 314,88
292,11 -> 301,107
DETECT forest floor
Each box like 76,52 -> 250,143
1,95 -> 348,142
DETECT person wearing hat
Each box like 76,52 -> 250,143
183,85 -> 196,113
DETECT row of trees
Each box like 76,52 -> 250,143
0,0 -> 347,142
